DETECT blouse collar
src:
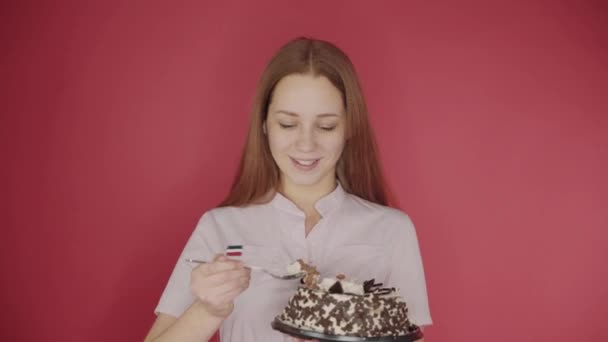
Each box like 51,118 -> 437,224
271,182 -> 346,217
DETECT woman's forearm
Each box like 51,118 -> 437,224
149,301 -> 224,342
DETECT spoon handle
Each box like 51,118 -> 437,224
184,258 -> 263,271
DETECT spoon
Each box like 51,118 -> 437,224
185,258 -> 306,280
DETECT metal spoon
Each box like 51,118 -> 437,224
185,258 -> 306,280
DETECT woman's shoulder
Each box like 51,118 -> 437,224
343,193 -> 415,228
190,202 -> 274,241
197,201 -> 272,223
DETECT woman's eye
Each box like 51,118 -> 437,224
319,126 -> 337,131
279,123 -> 296,129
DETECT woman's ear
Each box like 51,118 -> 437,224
262,120 -> 267,135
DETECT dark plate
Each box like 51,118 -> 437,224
271,318 -> 423,342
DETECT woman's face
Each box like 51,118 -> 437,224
265,73 -> 346,191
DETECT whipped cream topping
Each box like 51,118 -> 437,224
286,260 -> 302,275
319,277 -> 364,295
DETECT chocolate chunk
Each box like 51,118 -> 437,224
375,288 -> 393,295
363,279 -> 375,293
328,281 -> 344,294
363,279 -> 384,293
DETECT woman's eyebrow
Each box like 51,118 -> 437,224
274,110 -> 340,118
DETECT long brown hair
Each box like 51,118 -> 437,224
219,37 -> 390,207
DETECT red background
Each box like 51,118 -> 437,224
3,1 -> 607,341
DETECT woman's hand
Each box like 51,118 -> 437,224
189,254 -> 251,319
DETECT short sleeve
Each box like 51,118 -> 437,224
154,212 -> 220,318
385,213 -> 433,326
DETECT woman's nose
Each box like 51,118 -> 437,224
295,128 -> 316,151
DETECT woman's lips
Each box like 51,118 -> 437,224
290,157 -> 320,171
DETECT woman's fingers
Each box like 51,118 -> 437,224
192,256 -> 249,284
198,277 -> 249,305
208,275 -> 248,295
196,257 -> 244,275
189,254 -> 251,318
191,267 -> 250,297
195,267 -> 250,287
215,282 -> 249,304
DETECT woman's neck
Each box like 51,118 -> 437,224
279,177 -> 337,216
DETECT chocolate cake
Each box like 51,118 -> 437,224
276,260 -> 419,337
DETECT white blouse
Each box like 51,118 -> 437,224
155,183 -> 432,341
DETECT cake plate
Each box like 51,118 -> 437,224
271,318 -> 423,342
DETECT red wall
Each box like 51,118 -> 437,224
3,1 -> 607,341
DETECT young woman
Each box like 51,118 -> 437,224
145,37 -> 432,342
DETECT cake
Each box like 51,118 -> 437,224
275,260 -> 419,338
